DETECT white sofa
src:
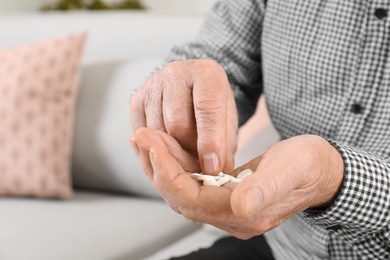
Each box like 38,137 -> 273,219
0,12 -> 280,260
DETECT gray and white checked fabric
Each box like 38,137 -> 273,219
165,0 -> 390,259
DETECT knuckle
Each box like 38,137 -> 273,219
165,113 -> 193,133
165,175 -> 186,194
166,121 -> 193,139
195,100 -> 225,128
195,98 -> 224,112
170,181 -> 184,193
163,61 -> 184,77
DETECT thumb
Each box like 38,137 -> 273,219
230,165 -> 299,219
193,61 -> 232,175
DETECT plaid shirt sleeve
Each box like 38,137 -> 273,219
163,0 -> 390,259
164,0 -> 266,126
305,140 -> 390,259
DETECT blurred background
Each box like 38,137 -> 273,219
0,0 -> 216,12
0,1 -> 277,259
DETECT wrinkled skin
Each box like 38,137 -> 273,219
130,59 -> 238,175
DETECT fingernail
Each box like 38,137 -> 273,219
130,141 -> 140,156
203,153 -> 219,173
244,187 -> 262,216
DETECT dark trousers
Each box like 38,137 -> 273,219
169,235 -> 275,260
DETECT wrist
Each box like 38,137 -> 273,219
318,139 -> 345,208
307,137 -> 345,210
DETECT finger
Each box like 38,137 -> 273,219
156,130 -> 201,173
223,90 -> 239,173
150,144 -> 234,223
131,128 -> 167,180
193,61 -> 230,174
231,161 -> 300,219
162,64 -> 198,156
132,128 -> 201,176
148,145 -> 199,212
134,138 -> 154,180
130,91 -> 146,132
144,76 -> 166,132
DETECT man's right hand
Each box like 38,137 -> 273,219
130,59 -> 238,174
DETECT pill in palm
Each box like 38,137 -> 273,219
237,169 -> 254,180
191,169 -> 254,187
217,175 -> 231,186
203,178 -> 220,186
191,173 -> 216,182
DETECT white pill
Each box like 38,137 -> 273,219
203,178 -> 220,186
214,176 -> 223,181
191,173 -> 203,179
217,175 -> 231,186
226,174 -> 239,182
192,174 -> 216,182
192,171 -> 251,187
223,174 -> 241,183
237,169 -> 254,180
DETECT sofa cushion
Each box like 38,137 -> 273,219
0,191 -> 201,260
0,33 -> 86,199
72,57 -> 163,198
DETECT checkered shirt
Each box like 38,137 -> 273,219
164,0 -> 390,259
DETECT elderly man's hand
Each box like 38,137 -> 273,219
130,60 -> 238,174
131,128 -> 344,239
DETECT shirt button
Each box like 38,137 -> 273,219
374,8 -> 388,19
351,103 -> 364,114
329,225 -> 342,231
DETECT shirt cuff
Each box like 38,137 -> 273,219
304,139 -> 390,239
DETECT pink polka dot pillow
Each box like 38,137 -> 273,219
0,33 -> 86,199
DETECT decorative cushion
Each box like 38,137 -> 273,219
0,33 -> 86,199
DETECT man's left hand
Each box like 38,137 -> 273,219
131,129 -> 344,239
